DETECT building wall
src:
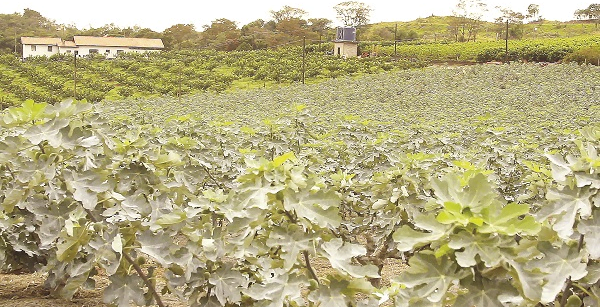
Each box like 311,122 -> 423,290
334,42 -> 358,58
22,44 -> 59,58
23,44 -> 161,59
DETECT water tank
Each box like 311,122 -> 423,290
335,27 -> 356,42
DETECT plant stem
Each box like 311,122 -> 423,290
202,165 -> 225,190
84,209 -> 167,307
560,277 -> 572,307
122,251 -> 167,307
303,250 -> 320,285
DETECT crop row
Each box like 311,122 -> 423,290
0,48 -> 423,107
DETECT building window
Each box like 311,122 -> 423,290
31,45 -> 36,51
48,46 -> 53,52
106,50 -> 111,54
116,50 -> 124,54
66,50 -> 72,53
89,49 -> 99,54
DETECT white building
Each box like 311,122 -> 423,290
333,27 -> 358,58
21,36 -> 164,59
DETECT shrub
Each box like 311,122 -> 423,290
563,46 -> 600,65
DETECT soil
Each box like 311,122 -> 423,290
0,258 -> 406,306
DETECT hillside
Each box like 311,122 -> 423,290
363,16 -> 600,43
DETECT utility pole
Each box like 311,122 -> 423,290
178,66 -> 182,104
319,33 -> 322,51
73,54 -> 77,99
302,36 -> 306,85
394,24 -> 398,57
505,20 -> 509,63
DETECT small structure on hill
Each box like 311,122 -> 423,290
21,36 -> 164,59
332,27 -> 358,58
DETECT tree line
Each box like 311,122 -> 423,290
1,1 -> 599,54
0,2 -> 371,53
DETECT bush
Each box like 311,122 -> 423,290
563,47 -> 600,65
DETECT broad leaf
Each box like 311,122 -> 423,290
283,189 -> 341,228
208,265 -> 249,305
530,242 -> 588,303
320,238 -> 379,278
395,252 -> 468,303
393,214 -> 451,252
103,273 -> 145,307
577,209 -> 600,259
537,186 -> 595,239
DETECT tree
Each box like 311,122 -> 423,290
334,1 -> 372,27
451,0 -> 488,42
162,24 -> 201,50
202,19 -> 240,51
307,18 -> 332,34
574,4 -> 600,28
495,7 -> 526,39
527,4 -> 540,22
270,6 -> 307,23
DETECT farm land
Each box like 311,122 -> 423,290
1,58 -> 599,306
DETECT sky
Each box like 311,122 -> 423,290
1,0 -> 593,32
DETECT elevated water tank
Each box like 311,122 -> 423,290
335,27 -> 356,42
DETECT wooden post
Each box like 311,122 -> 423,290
73,54 -> 77,99
394,24 -> 398,57
505,20 -> 509,63
302,36 -> 306,84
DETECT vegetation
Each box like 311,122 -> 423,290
0,48 -> 424,108
563,46 -> 600,65
2,3 -> 600,54
1,63 -> 599,306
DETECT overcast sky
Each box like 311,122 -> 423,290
1,0 -> 592,31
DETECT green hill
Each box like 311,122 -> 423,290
362,16 -> 600,43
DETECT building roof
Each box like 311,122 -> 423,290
60,41 -> 77,48
21,37 -> 62,45
73,36 -> 164,49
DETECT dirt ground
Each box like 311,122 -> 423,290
0,258 -> 406,306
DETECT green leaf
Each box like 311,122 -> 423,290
537,186 -> 595,239
2,100 -> 47,125
266,224 -> 315,270
395,252 -> 468,303
156,209 -> 187,228
56,225 -> 91,262
432,173 -> 497,213
436,201 -> 474,226
272,151 -> 296,167
530,242 -> 588,303
243,273 -> 307,307
237,177 -> 283,211
393,214 -> 451,252
137,230 -> 174,266
479,202 -> 541,236
23,118 -> 70,146
308,278 -> 351,307
320,238 -> 379,278
283,189 -> 341,228
448,231 -> 507,268
208,265 -> 249,305
102,274 -> 145,307
455,278 -> 517,307
577,209 -> 600,259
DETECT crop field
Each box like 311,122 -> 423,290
1,35 -> 598,109
0,63 -> 599,306
0,50 -> 424,107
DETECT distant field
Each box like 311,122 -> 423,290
103,62 -> 599,133
1,34 -> 599,108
